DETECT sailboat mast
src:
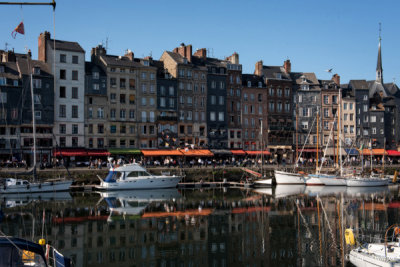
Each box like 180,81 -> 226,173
296,104 -> 298,167
28,55 -> 37,171
383,137 -> 386,175
316,110 -> 319,172
339,89 -> 343,176
336,91 -> 340,167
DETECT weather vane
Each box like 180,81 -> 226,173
379,22 -> 382,41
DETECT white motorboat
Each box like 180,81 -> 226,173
274,170 -> 305,185
0,178 -> 72,194
95,163 -> 182,190
346,176 -> 389,187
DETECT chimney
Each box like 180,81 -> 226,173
283,59 -> 291,73
173,48 -> 178,53
27,49 -> 32,58
194,48 -> 207,59
5,50 -> 16,62
124,49 -> 134,61
38,31 -> 50,62
255,60 -> 263,76
227,52 -> 239,64
332,74 -> 340,85
185,44 -> 192,62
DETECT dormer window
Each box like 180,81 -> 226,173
301,84 -> 309,90
247,81 -> 251,87
276,73 -> 282,79
33,67 -> 40,75
258,82 -> 262,88
143,60 -> 149,66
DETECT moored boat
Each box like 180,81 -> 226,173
0,178 -> 72,194
274,170 -> 305,185
346,176 -> 389,187
95,163 -> 182,190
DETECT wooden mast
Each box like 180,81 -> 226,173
316,110 -> 319,172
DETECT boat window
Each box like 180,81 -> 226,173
0,247 -> 46,267
23,181 -> 29,185
16,182 -> 21,185
127,171 -> 150,177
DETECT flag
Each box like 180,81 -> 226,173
11,22 -> 25,39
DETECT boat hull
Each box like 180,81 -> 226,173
254,179 -> 273,187
346,178 -> 389,187
96,176 -> 182,190
349,246 -> 400,267
318,177 -> 347,186
274,170 -> 305,185
305,176 -> 324,186
0,180 -> 72,194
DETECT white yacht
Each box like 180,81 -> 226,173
274,170 -> 305,184
349,242 -> 400,267
0,178 -> 72,194
96,163 -> 182,190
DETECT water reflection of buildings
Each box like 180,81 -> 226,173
1,188 -> 400,267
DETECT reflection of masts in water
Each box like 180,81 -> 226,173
297,202 -> 302,266
317,199 -> 322,264
337,194 -> 345,267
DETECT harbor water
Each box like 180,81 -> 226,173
1,185 -> 398,267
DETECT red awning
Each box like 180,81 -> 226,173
245,150 -> 271,156
53,148 -> 87,157
387,150 -> 400,156
230,149 -> 246,156
87,149 -> 110,156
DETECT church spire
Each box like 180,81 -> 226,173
376,22 -> 383,83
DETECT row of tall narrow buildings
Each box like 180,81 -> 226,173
0,31 -> 398,163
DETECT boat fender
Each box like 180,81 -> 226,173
345,228 -> 355,245
26,184 -> 30,189
394,227 -> 400,236
38,183 -> 42,189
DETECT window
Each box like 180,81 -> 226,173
141,83 -> 146,93
98,124 -> 104,134
323,95 -> 329,104
120,109 -> 126,119
60,69 -> 66,80
363,105 -> 368,112
285,102 -> 290,112
187,83 -> 192,91
141,98 -> 147,106
160,97 -> 166,107
72,55 -> 78,64
277,89 -> 282,97
218,96 -> 224,105
93,83 -> 99,90
247,81 -> 251,87
97,108 -> 104,118
150,84 -> 155,93
110,78 -> 116,87
258,106 -> 263,115
285,88 -> 290,97
349,103 -> 353,110
129,109 -> 135,119
59,124 -> 66,134
34,111 -> 41,119
93,72 -> 99,79
110,125 -> 116,134
210,112 -> 216,121
344,114 -> 348,121
350,126 -> 354,133
371,116 -> 376,122
302,108 -> 309,117
34,94 -> 41,104
344,125 -> 348,133
32,79 -> 41,88
150,73 -> 155,80
380,128 -> 384,135
72,87 -> 78,99
59,105 -> 66,118
169,99 -> 174,108
72,105 -> 78,118
60,87 -> 66,98
149,97 -> 155,106
324,108 -> 329,118
120,78 -> 126,88
244,93 -> 248,101
218,112 -> 224,121
141,111 -> 146,122
332,95 -> 338,104
301,121 -> 308,129
372,127 -> 376,134
110,109 -> 116,119
363,95 -> 368,101
72,124 -> 78,134
350,114 -> 353,121
343,103 -> 347,110
187,111 -> 192,120
277,102 -> 282,112
269,101 -> 274,111
187,97 -> 192,106
60,54 -> 66,63
298,94 -> 302,103
141,72 -> 147,79
72,70 -> 78,81
120,94 -> 126,103
169,86 -> 174,96
211,95 -> 216,105
129,79 -> 135,89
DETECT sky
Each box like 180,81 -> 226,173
1,0 -> 399,84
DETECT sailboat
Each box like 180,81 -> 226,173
0,6 -> 72,194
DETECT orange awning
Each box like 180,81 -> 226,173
361,149 -> 387,156
178,149 -> 214,157
245,150 -> 271,156
231,149 -> 246,156
141,149 -> 183,157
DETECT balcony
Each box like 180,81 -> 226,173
157,116 -> 178,121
